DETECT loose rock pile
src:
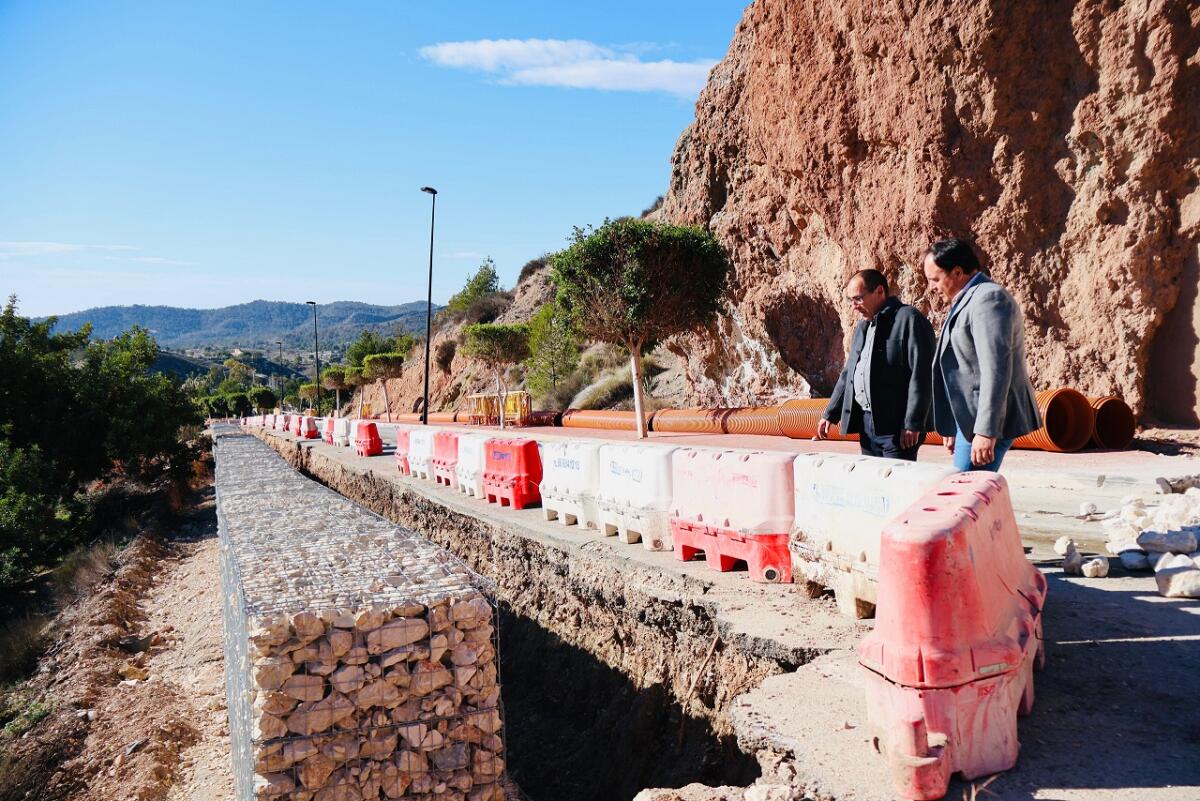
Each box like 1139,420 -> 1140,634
1065,488 -> 1200,597
213,430 -> 504,801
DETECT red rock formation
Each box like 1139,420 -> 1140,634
659,0 -> 1200,420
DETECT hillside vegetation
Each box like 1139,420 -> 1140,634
47,299 -> 433,350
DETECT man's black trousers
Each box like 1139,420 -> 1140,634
858,410 -> 925,461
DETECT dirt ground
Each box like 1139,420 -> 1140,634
0,487 -> 232,801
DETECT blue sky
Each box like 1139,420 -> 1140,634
0,1 -> 746,318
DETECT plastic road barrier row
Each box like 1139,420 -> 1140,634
540,440 -> 603,528
353,421 -> 382,457
791,453 -> 958,618
669,449 -> 795,582
432,430 -> 460,488
482,438 -> 542,509
594,443 -> 677,551
408,428 -> 435,480
322,417 -> 335,444
455,433 -> 489,499
858,472 -> 1047,800
394,426 -> 411,476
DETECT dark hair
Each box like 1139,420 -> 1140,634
924,238 -> 980,274
851,269 -> 889,295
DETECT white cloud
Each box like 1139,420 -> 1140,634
419,38 -> 715,97
0,241 -> 137,258
443,250 -> 486,261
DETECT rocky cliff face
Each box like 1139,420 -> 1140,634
659,0 -> 1200,421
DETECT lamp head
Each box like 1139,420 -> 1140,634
421,186 -> 437,195
306,300 -> 316,306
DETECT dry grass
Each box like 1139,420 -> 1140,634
0,616 -> 47,685
50,541 -> 119,604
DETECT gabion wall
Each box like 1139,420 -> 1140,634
213,429 -> 504,801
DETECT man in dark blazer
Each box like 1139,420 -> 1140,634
817,269 -> 935,461
922,238 -> 1041,472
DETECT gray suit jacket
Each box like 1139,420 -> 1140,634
933,275 -> 1041,440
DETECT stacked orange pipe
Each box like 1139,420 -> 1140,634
1088,395 -> 1136,450
650,407 -> 783,436
1011,388 -> 1095,452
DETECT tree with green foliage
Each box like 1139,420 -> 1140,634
206,395 -> 230,418
298,383 -> 319,409
343,366 -> 365,418
283,393 -> 301,410
523,303 -> 580,406
346,330 -> 416,369
445,258 -> 501,317
362,353 -> 406,422
550,218 -> 729,437
0,296 -> 200,589
322,367 -> 347,415
223,358 -> 254,387
225,391 -> 252,417
461,323 -> 530,429
249,385 -> 277,413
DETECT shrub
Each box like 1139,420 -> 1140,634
362,353 -> 406,421
461,292 -> 513,325
518,255 -> 549,284
435,340 -> 457,373
248,385 -> 277,413
523,303 -> 580,404
550,218 -> 729,436
445,259 -> 501,317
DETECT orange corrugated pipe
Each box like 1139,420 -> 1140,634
425,411 -> 456,424
1012,388 -> 1095,452
778,399 -> 859,442
652,407 -> 783,436
562,409 -> 656,431
1088,395 -> 1136,450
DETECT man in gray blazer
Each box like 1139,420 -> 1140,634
922,239 -> 1041,471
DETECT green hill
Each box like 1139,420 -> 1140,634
45,299 -> 436,349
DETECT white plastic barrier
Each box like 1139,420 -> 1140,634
454,433 -> 490,498
408,428 -> 435,480
540,440 -> 603,528
333,418 -> 354,447
595,443 -> 677,550
791,453 -> 958,618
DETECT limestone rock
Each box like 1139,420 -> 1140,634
1054,537 -> 1075,557
1154,554 -> 1200,598
1137,529 -> 1199,554
1081,556 -> 1110,578
1119,550 -> 1150,571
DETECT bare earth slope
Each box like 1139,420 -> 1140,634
657,0 -> 1200,420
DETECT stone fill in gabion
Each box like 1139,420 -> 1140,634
213,429 -> 504,801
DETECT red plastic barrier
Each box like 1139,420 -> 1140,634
482,438 -> 542,509
857,472 -> 1047,799
298,416 -> 319,439
431,431 -> 460,488
394,429 -> 411,476
668,449 -> 794,583
278,414 -> 290,432
323,417 -> 335,444
290,415 -> 303,436
353,421 -> 383,457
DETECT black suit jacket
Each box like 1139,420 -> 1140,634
823,297 -> 936,435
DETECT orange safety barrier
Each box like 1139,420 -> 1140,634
1088,395 -> 1136,450
322,417 -> 335,444
651,407 -> 783,436
482,438 -> 542,509
394,429 -> 411,476
778,399 -> 858,441
297,416 -> 319,440
669,449 -> 795,583
353,421 -> 383,457
858,472 -> 1047,799
1012,388 -> 1094,452
562,409 -> 656,432
431,431 -> 459,488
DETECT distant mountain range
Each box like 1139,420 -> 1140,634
45,300 -> 436,350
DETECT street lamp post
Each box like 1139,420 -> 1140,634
420,186 -> 437,425
276,341 -> 284,397
306,301 -> 320,414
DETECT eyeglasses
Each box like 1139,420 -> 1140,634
845,294 -> 865,305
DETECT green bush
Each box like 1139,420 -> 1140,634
0,298 -> 200,591
523,303 -> 580,404
445,259 -> 500,316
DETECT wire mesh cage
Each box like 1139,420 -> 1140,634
213,429 -> 506,801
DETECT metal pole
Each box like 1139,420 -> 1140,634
308,301 -> 321,414
276,341 -> 283,395
421,187 -> 437,425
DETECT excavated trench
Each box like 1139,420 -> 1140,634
251,431 -> 817,801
